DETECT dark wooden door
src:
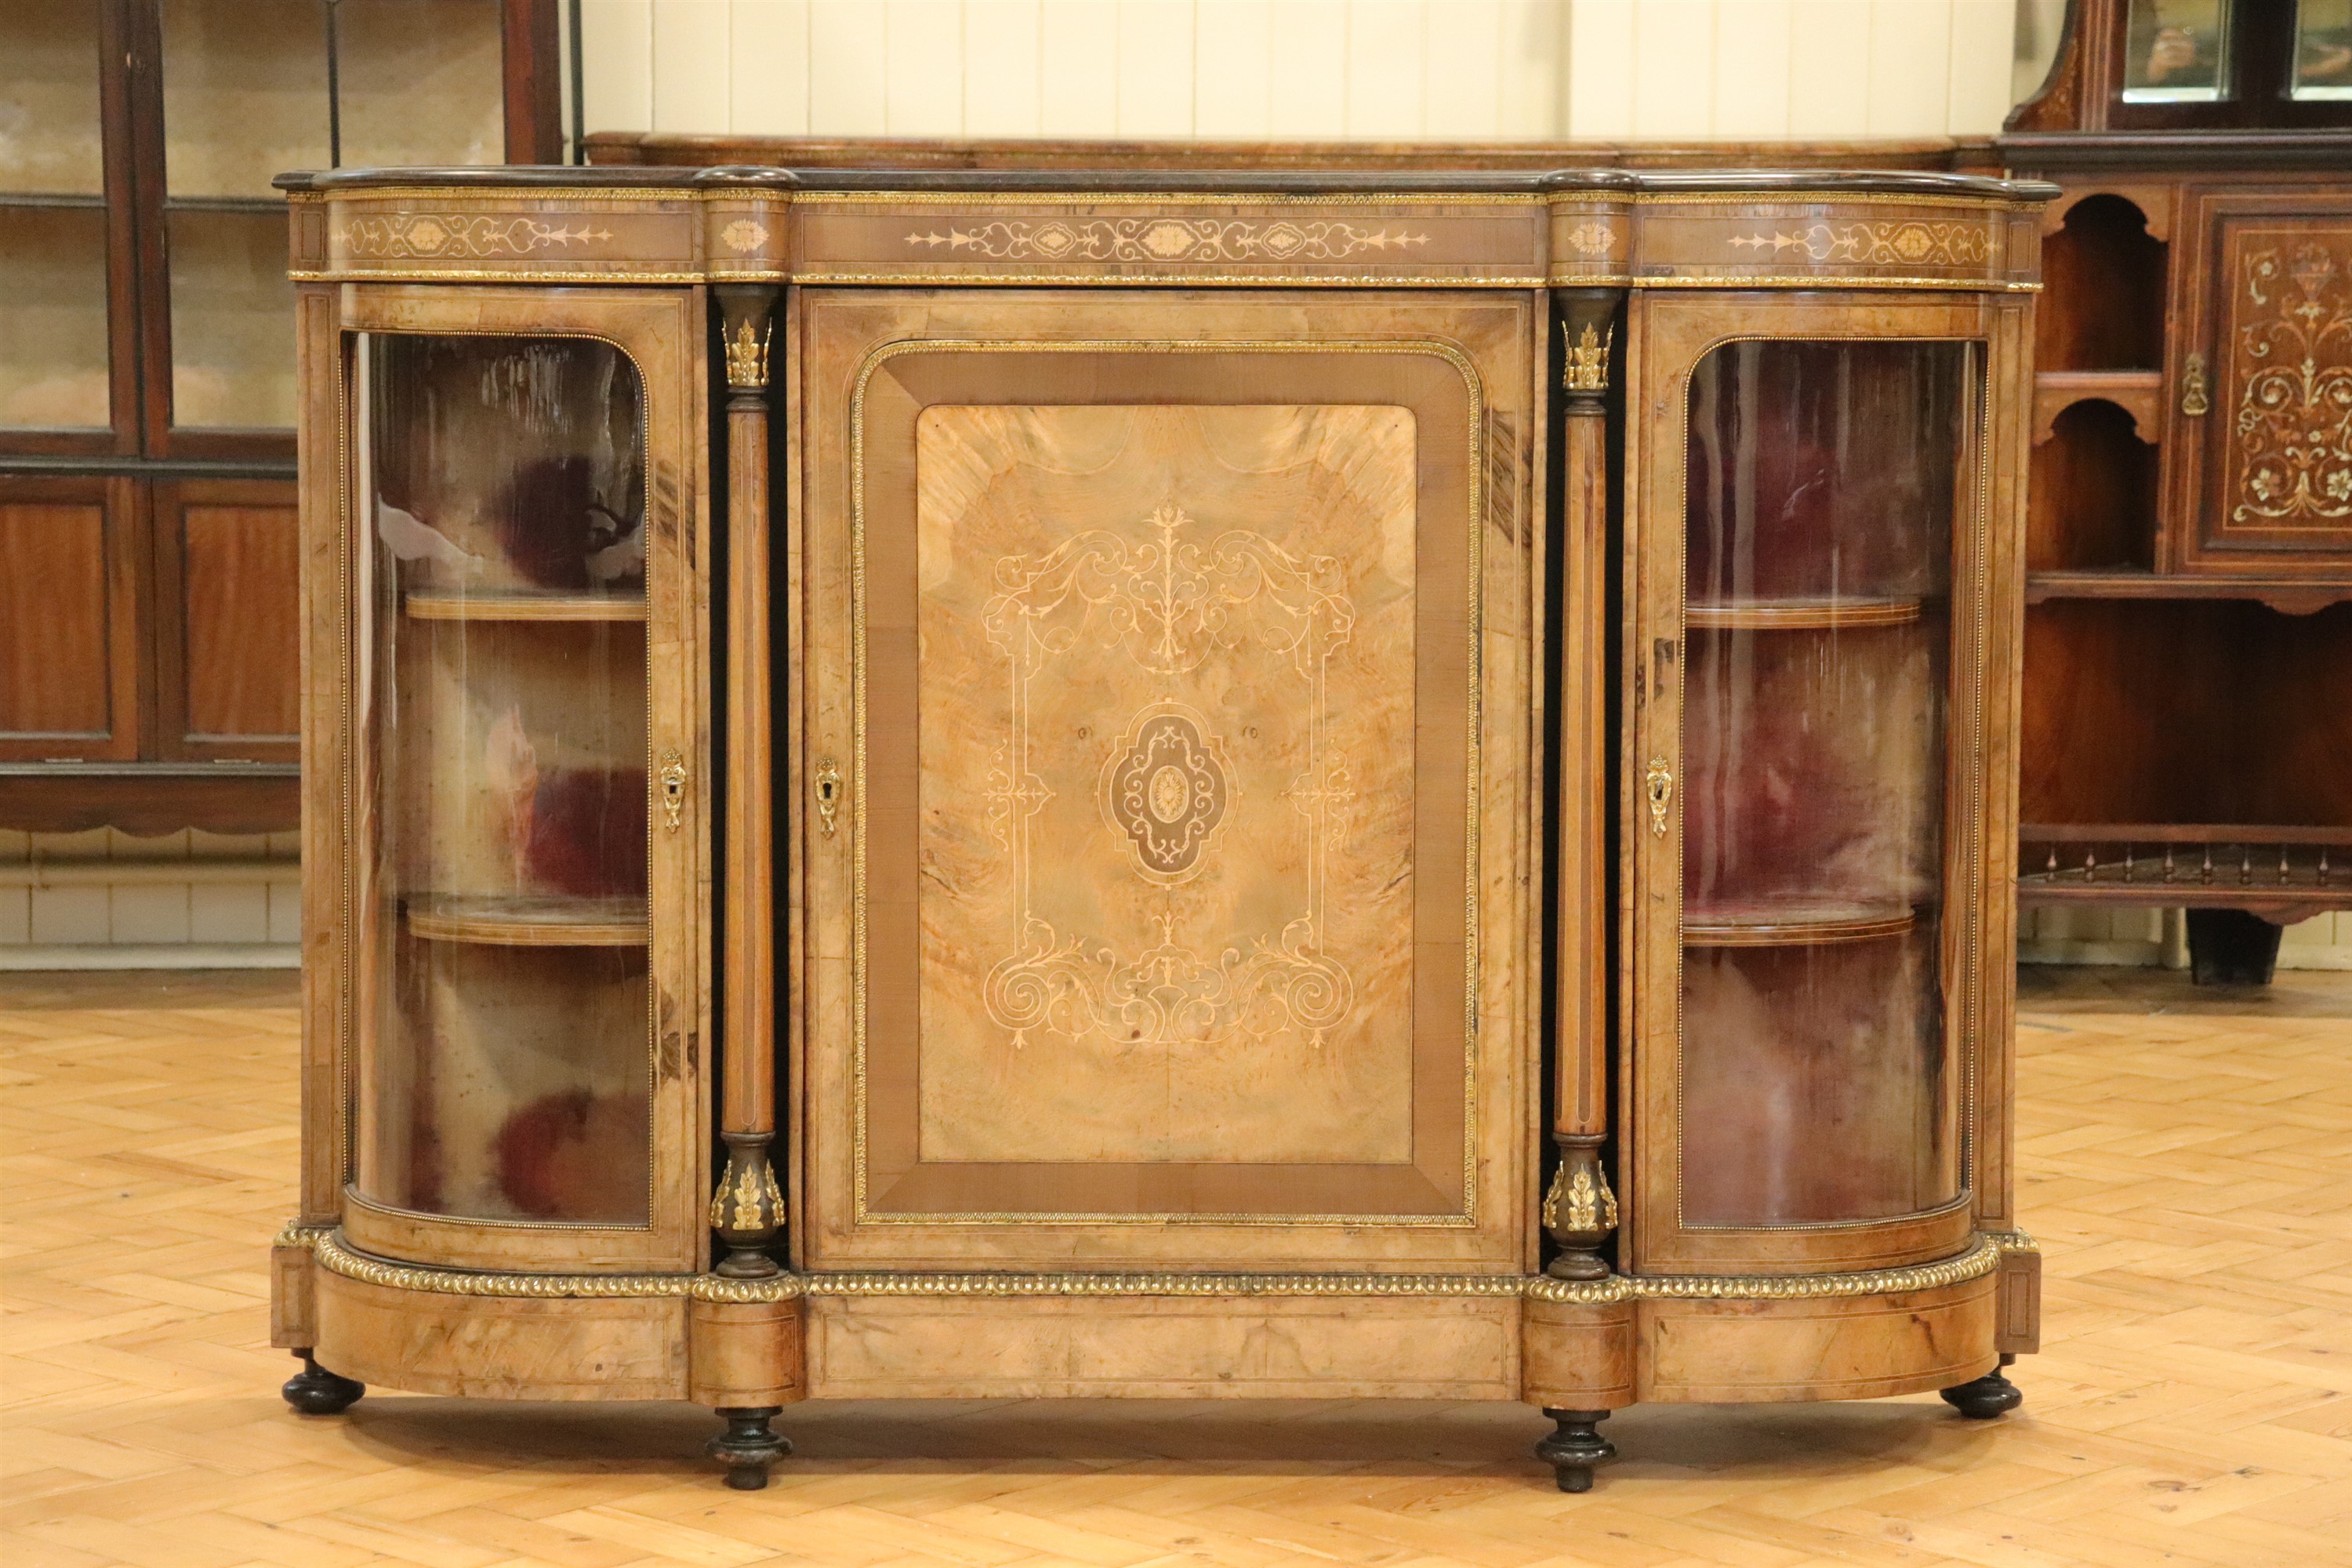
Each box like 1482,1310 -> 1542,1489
2178,187 -> 2352,573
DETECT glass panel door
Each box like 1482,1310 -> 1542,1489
1629,295 -> 2000,1276
353,332 -> 652,1228
2296,2 -> 2352,99
1679,340 -> 1967,1230
2122,0 -> 2231,102
335,285 -> 705,1274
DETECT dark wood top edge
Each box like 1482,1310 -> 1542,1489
276,164 -> 2054,201
1999,129 -> 2352,168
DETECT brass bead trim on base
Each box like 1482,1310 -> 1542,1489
280,1224 -> 2033,1305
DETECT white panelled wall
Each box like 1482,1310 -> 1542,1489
582,0 -> 2024,143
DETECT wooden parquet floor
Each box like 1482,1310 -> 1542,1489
3,967 -> 2349,1568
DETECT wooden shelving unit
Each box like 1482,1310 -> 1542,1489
2002,0 -> 2352,981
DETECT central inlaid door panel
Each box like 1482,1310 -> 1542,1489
797,291 -> 1538,1271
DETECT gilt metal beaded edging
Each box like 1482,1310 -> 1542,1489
279,1224 -> 2032,1305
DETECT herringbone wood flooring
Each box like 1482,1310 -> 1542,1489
3,967 -> 2348,1568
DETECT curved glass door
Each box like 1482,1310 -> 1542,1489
1676,339 -> 1973,1232
351,331 -> 654,1230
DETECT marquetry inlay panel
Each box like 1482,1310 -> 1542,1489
913,405 -> 1418,1167
2224,234 -> 2352,530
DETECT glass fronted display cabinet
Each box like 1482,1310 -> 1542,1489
1630,306 -> 2014,1284
274,158 -> 2049,1492
334,292 -> 706,1276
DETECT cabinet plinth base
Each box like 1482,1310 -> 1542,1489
1632,1272 -> 2002,1403
278,1229 -> 2032,1487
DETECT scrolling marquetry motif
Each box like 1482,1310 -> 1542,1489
1727,220 -> 1994,267
334,213 -> 616,259
909,398 -> 1428,1173
2229,241 -> 2352,527
977,499 -> 1359,1053
904,218 -> 1432,262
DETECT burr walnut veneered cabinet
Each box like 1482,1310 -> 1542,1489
270,162 -> 2053,1490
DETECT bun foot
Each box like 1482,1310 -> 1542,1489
1535,1407 -> 1617,1493
281,1350 -> 365,1415
708,1406 -> 790,1490
1940,1367 -> 2024,1420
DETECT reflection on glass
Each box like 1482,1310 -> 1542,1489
339,0 -> 506,168
0,209 -> 111,428
1679,339 -> 1971,1229
160,0 -> 329,198
1,0 -> 104,194
169,209 -> 298,427
1683,622 -> 1946,923
1682,929 -> 1960,1226
2296,0 -> 2352,98
2122,0 -> 2230,102
354,333 -> 653,1226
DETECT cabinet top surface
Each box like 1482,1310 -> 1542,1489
278,164 -> 2058,201
279,164 -> 2055,291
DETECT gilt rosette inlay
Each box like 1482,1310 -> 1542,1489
2230,241 -> 2352,525
904,218 -> 1432,263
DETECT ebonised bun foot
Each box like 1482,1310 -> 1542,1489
281,1349 -> 365,1415
1535,1407 -> 1617,1492
709,1406 -> 791,1489
1940,1367 -> 2024,1420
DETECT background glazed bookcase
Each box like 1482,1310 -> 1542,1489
0,0 -> 557,834
274,158 -> 2050,1490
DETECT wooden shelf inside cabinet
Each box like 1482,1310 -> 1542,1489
405,895 -> 650,948
403,591 -> 648,624
1683,905 -> 1919,947
2032,370 -> 2162,445
1685,597 -> 1922,631
2024,573 -> 2351,612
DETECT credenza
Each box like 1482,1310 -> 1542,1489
270,161 -> 2053,1490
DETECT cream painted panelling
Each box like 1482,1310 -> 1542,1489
580,0 -> 2027,143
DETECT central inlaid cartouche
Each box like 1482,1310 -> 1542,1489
1105,705 -> 1228,878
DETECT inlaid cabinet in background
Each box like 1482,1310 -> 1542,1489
0,0 -> 557,833
2005,0 -> 2352,982
274,158 -> 2050,1493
